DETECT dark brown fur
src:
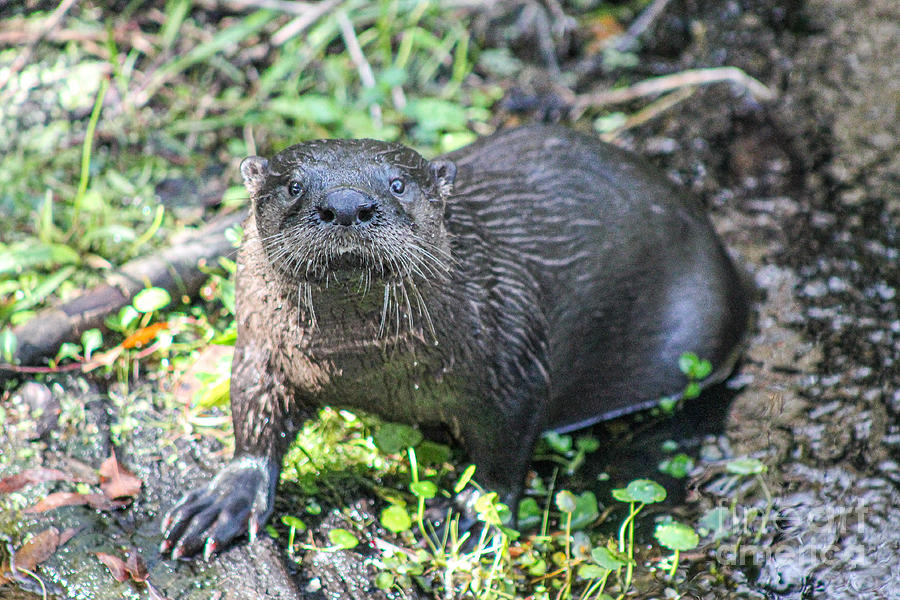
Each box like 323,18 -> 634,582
161,124 -> 749,559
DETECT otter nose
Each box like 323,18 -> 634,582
318,189 -> 376,226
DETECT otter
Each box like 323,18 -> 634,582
160,124 -> 750,559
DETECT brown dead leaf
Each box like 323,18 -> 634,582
0,527 -> 74,584
98,452 -> 142,500
95,552 -> 129,582
125,551 -> 148,582
0,468 -> 70,493
96,550 -> 149,584
24,491 -> 127,513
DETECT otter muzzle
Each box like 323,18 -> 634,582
318,188 -> 376,227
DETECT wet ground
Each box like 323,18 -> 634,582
2,0 -> 899,598
624,0 -> 900,596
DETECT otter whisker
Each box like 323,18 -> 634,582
298,282 -> 317,329
379,283 -> 390,337
407,279 -> 436,338
392,283 -> 401,339
398,279 -> 414,333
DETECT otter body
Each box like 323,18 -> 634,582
162,125 -> 749,558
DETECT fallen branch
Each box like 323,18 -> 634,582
1,210 -> 246,376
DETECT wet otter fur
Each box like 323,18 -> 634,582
161,124 -> 750,559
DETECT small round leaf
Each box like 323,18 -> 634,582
381,505 -> 412,533
591,547 -> 626,570
281,515 -> 307,531
570,491 -> 600,530
80,328 -> 103,359
725,457 -> 767,475
517,497 -> 542,531
328,528 -> 359,549
654,521 -> 699,551
578,564 -> 610,579
555,490 -> 576,513
624,479 -> 667,504
132,287 -> 171,313
544,431 -> 573,454
373,422 -> 423,454
658,453 -> 694,479
374,572 -> 394,590
409,481 -> 438,499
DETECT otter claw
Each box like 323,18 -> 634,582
171,543 -> 185,561
203,538 -> 217,562
249,516 -> 259,544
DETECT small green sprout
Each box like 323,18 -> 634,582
678,352 -> 713,399
281,514 -> 307,554
612,479 -> 667,592
725,457 -> 766,475
81,328 -> 103,360
725,457 -> 773,541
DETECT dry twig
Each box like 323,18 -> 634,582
336,10 -> 383,128
574,66 -> 776,116
613,0 -> 675,52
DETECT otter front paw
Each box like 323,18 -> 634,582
160,456 -> 278,560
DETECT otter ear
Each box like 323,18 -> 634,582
428,159 -> 457,197
240,156 -> 268,197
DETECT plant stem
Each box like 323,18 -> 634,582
668,549 -> 679,578
72,76 -> 110,234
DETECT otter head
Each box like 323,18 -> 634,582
240,139 -> 457,286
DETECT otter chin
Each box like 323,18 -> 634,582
161,124 -> 750,560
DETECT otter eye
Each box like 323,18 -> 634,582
288,180 -> 304,196
389,178 -> 406,196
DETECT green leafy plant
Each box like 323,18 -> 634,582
612,479 -> 667,592
678,352 -> 713,399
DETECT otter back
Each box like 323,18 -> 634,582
444,125 -> 749,431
